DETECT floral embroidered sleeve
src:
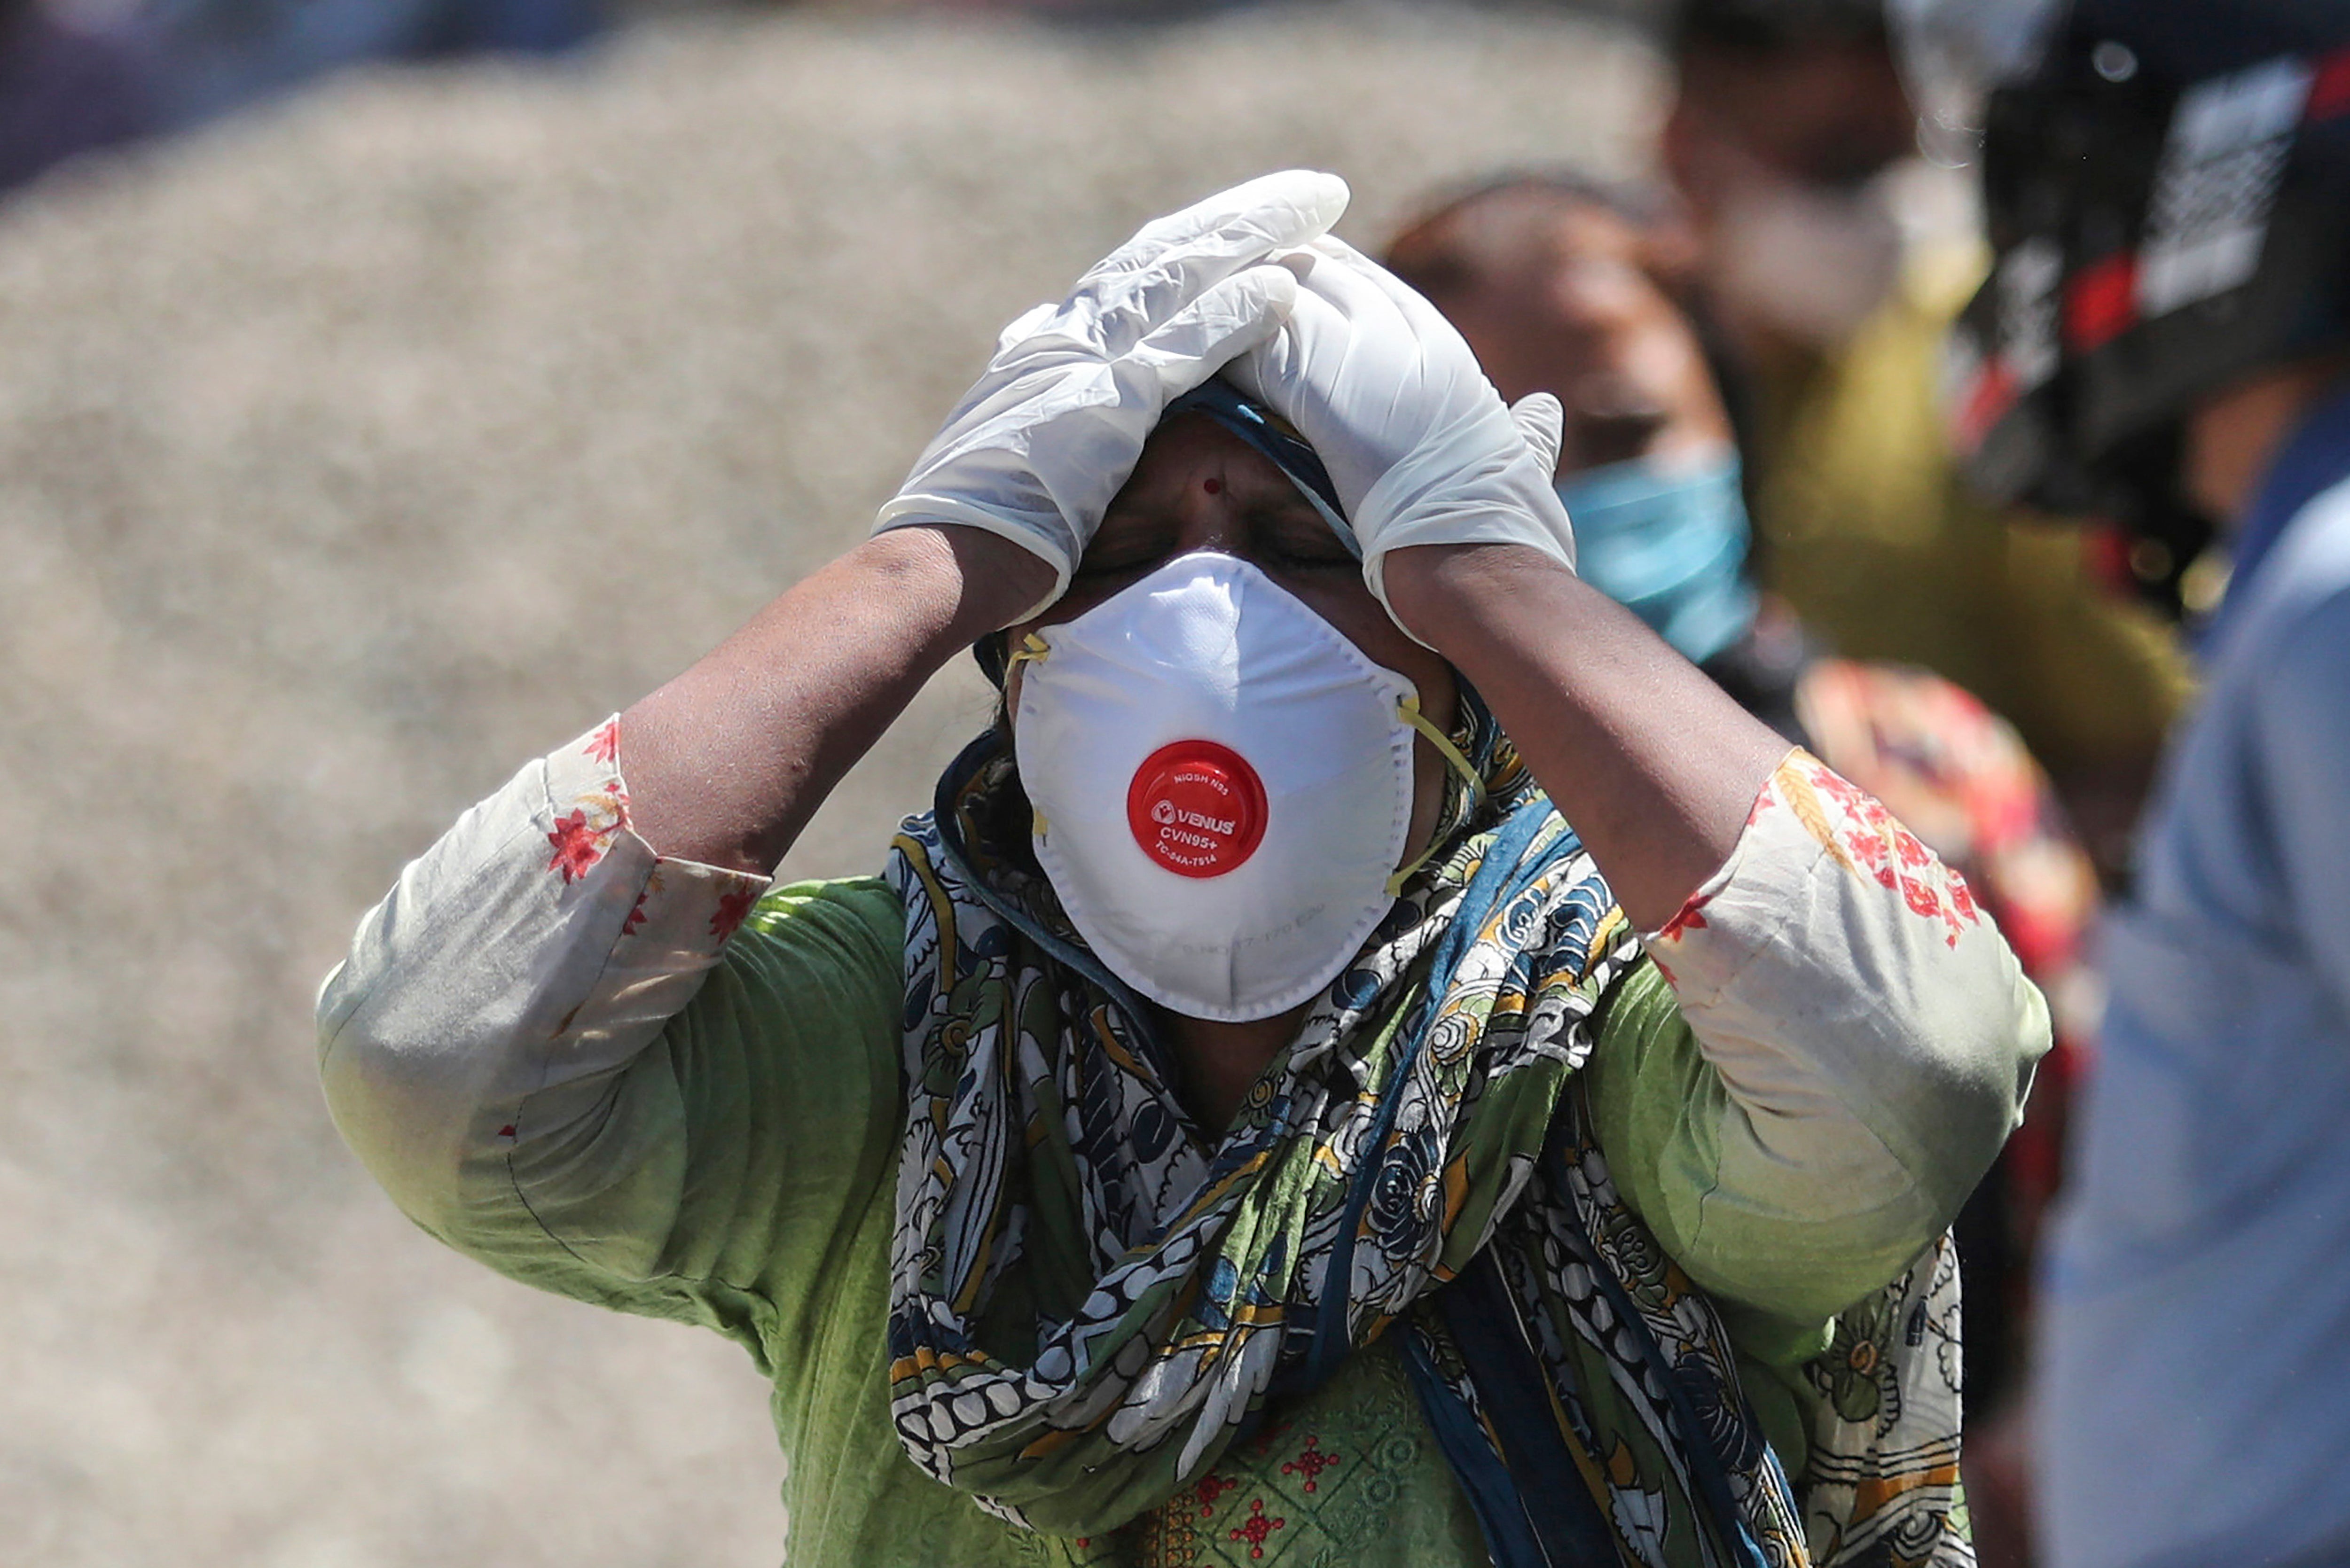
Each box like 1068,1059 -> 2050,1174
1791,656 -> 2103,1266
1586,747 -> 2051,1332
315,718 -> 905,1295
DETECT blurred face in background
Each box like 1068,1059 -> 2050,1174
1390,186 -> 1732,478
1390,182 -> 1763,667
1661,38 -> 1922,356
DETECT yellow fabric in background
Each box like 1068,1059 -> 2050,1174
1745,248 -> 2194,776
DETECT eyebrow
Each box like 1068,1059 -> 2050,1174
1253,499 -> 1349,547
1096,473 -> 1320,533
1246,487 -> 1328,525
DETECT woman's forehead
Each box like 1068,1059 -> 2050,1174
1134,413 -> 1295,481
1104,416 -> 1319,522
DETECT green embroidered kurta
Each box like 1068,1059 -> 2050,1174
330,877 -> 1933,1568
320,727 -> 2042,1567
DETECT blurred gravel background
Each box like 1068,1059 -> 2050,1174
0,7 -> 1654,1563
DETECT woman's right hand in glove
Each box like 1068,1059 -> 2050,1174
874,170 -> 1351,624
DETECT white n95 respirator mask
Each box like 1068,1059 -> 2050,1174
1010,550 -> 1474,1024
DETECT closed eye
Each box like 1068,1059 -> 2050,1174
1075,514 -> 1178,580
1253,505 -> 1355,568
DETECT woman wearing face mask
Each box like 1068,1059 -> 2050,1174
320,172 -> 2041,1568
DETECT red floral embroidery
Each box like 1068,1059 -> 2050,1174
1764,754 -> 1994,949
583,719 -> 620,767
1900,869 -> 1944,920
622,889 -> 649,936
1811,765 -> 1866,810
1949,871 -> 1980,926
546,781 -> 630,887
1229,1498 -> 1285,1559
1280,1435 -> 1339,1492
710,883 -> 759,941
1192,1472 -> 1239,1517
548,809 -> 606,883
1814,762 -> 1985,947
1655,892 -> 1711,944
498,1123 -> 517,1139
1844,826 -> 1889,870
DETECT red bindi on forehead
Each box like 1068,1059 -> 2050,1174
1203,477 -> 1223,495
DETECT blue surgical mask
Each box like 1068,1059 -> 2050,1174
1557,449 -> 1757,665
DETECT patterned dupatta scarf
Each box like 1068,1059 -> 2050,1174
881,705 -> 1967,1567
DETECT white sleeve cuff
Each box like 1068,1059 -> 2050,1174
316,718 -> 774,1249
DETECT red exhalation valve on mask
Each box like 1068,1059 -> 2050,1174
1126,740 -> 1269,878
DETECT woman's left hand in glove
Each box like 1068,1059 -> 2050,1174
1224,236 -> 1577,639
1235,235 -> 1790,931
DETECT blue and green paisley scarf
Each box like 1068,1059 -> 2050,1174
881,702 -> 1967,1567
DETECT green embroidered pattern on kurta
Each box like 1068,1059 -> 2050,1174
1108,1339 -> 1485,1568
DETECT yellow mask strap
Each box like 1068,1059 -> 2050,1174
1386,693 -> 1488,897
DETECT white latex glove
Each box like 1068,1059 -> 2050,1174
874,171 -> 1352,622
1225,237 -> 1577,632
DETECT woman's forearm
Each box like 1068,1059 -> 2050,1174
316,523 -> 1050,1255
1386,542 -> 2047,1318
621,525 -> 1054,875
1381,540 -> 1789,931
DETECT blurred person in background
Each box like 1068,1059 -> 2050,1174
0,0 -> 161,191
1387,171 -> 2100,1564
319,172 -> 2046,1567
1900,0 -> 2350,1564
1660,0 -> 2194,878
147,0 -> 598,129
0,0 -> 595,197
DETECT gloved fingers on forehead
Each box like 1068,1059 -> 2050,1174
1509,392 -> 1567,477
1214,325 -> 1283,410
1216,279 -> 1341,409
993,300 -> 1060,359
1073,173 -> 1349,346
1280,239 -> 1415,328
1296,238 -> 1497,406
1299,235 -> 1456,337
1210,285 -> 1374,557
1099,171 -> 1350,276
1116,265 -> 1300,398
1067,247 -> 1284,364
